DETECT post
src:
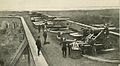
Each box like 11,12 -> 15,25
27,46 -> 31,66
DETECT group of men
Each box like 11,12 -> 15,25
36,23 -> 48,56
59,38 -> 71,58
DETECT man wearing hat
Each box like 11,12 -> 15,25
36,36 -> 41,56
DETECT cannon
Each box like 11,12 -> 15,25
57,26 -> 113,56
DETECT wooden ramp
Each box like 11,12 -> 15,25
20,17 -> 48,66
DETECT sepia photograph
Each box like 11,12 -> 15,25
0,0 -> 120,66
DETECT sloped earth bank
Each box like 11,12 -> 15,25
0,17 -> 24,66
23,14 -> 118,66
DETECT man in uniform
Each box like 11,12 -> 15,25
36,36 -> 41,56
60,38 -> 67,58
43,30 -> 47,44
68,43 -> 71,56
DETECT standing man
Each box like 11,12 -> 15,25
36,36 -> 41,56
43,30 -> 47,44
60,38 -> 67,58
68,43 -> 71,56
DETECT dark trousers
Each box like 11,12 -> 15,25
62,48 -> 67,57
68,47 -> 71,55
37,47 -> 41,55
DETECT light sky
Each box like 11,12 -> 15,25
0,0 -> 119,11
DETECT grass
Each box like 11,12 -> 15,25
0,17 -> 24,65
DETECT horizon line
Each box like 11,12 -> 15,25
0,6 -> 119,11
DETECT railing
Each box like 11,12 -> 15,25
20,16 -> 48,66
8,38 -> 29,66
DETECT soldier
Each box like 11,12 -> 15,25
68,43 -> 71,56
43,30 -> 47,44
60,38 -> 67,58
36,36 -> 41,56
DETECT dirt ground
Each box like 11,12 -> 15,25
23,14 -> 118,66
